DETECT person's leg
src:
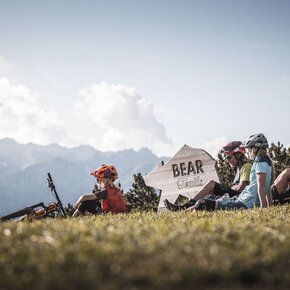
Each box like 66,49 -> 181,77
209,182 -> 239,198
215,196 -> 247,210
273,168 -> 290,195
193,180 -> 217,200
190,198 -> 217,211
164,180 -> 218,211
72,200 -> 100,217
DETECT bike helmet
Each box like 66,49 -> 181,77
220,141 -> 245,155
90,164 -> 118,181
242,133 -> 269,148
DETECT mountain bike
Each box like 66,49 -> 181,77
0,173 -> 67,221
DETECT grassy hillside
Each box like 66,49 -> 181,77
1,206 -> 290,290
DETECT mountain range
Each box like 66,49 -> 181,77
0,138 -> 167,216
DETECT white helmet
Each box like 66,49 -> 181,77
242,133 -> 269,148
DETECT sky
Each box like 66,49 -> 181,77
0,0 -> 289,158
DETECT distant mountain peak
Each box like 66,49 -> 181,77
0,138 -> 167,215
46,143 -> 64,149
0,137 -> 18,144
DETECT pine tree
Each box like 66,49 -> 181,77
268,142 -> 290,177
124,173 -> 160,212
64,203 -> 75,217
216,152 -> 235,188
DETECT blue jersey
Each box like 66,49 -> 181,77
238,158 -> 272,208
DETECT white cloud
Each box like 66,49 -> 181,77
0,78 -> 66,145
74,82 -> 172,154
0,79 -> 172,155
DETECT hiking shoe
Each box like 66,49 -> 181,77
164,199 -> 182,211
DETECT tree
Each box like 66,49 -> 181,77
64,203 -> 75,217
216,152 -> 235,188
268,142 -> 290,177
124,173 -> 160,212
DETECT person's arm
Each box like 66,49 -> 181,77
231,181 -> 248,192
94,190 -> 108,200
257,172 -> 267,208
266,189 -> 273,207
231,163 -> 251,192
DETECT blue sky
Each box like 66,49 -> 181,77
0,0 -> 289,157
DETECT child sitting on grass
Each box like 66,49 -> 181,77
72,164 -> 126,217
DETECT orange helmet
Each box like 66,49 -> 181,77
90,164 -> 118,181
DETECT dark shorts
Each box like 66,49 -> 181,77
78,200 -> 102,215
272,185 -> 290,204
271,185 -> 280,200
213,182 -> 239,198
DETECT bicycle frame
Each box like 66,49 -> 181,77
0,173 -> 67,221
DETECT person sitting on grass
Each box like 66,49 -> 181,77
164,141 -> 252,211
190,133 -> 275,211
271,168 -> 290,203
167,133 -> 274,211
72,164 -> 126,217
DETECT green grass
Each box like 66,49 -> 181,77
1,206 -> 290,290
